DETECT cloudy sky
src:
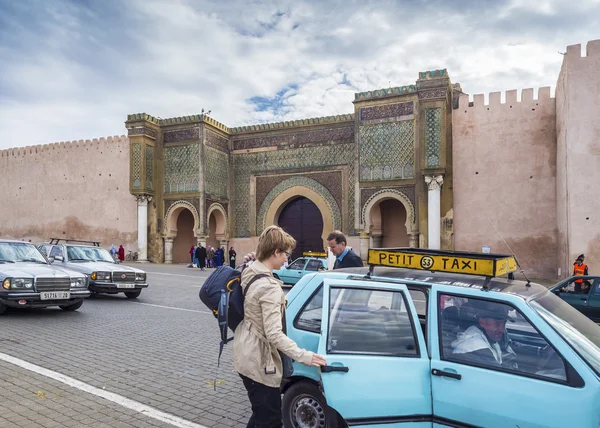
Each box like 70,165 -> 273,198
0,0 -> 598,149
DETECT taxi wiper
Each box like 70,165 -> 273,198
0,259 -> 15,263
17,258 -> 46,264
69,258 -> 91,262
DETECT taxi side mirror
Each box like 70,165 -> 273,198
53,255 -> 64,262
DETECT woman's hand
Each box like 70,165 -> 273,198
243,252 -> 256,263
311,353 -> 327,367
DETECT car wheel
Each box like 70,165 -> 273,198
59,300 -> 83,311
283,382 -> 338,428
0,301 -> 7,315
125,290 -> 142,299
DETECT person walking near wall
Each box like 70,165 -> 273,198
196,244 -> 207,270
573,254 -> 589,293
327,230 -> 363,269
189,246 -> 195,265
233,226 -> 326,427
118,245 -> 125,262
109,244 -> 117,261
229,247 -> 237,268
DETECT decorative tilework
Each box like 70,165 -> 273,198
419,69 -> 447,80
164,127 -> 200,143
361,188 -> 416,225
164,144 -> 200,193
232,114 -> 354,134
205,147 -> 229,199
164,198 -> 200,220
257,177 -> 342,232
359,121 -> 414,181
232,143 -> 355,238
128,127 -> 157,139
233,127 -> 353,151
145,147 -> 153,191
424,108 -> 442,168
360,102 -> 414,121
361,186 -> 416,212
131,143 -> 142,189
206,131 -> 229,152
255,171 -> 343,216
418,88 -> 447,100
355,85 -> 417,101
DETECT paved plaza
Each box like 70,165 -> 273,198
0,264 -> 252,428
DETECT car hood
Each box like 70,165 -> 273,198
64,261 -> 145,274
0,263 -> 74,279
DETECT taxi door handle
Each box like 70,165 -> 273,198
432,368 -> 461,380
322,365 -> 349,373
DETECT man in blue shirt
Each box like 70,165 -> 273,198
327,230 -> 363,269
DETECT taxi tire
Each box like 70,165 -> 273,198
282,382 -> 339,428
0,301 -> 7,315
125,290 -> 142,299
59,300 -> 83,311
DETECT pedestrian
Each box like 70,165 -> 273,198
118,245 -> 125,262
109,244 -> 117,260
229,246 -> 237,268
573,254 -> 589,293
233,225 -> 326,427
209,247 -> 215,268
327,230 -> 364,269
216,247 -> 224,267
189,246 -> 195,265
196,244 -> 207,270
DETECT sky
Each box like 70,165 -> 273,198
0,0 -> 599,149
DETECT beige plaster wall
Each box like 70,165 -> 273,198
0,136 -> 138,252
453,89 -> 557,279
556,40 -> 600,277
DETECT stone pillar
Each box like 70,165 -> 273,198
408,231 -> 419,248
136,195 -> 152,262
359,231 -> 370,262
424,175 -> 444,250
164,237 -> 174,264
371,234 -> 383,248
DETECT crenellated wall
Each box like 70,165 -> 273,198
556,40 -> 600,277
452,87 -> 558,279
0,136 -> 138,251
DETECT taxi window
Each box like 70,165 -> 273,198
305,260 -> 324,272
50,246 -> 63,258
295,285 -> 339,333
326,287 -> 418,356
438,294 -> 567,382
288,259 -> 307,270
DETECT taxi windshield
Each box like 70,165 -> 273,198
0,242 -> 47,263
66,246 -> 115,263
530,293 -> 600,376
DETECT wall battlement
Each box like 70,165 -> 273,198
231,113 -> 355,134
457,87 -> 554,110
0,135 -> 128,158
565,39 -> 600,59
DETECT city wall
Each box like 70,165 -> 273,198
556,40 -> 600,277
0,136 -> 138,252
452,88 -> 558,279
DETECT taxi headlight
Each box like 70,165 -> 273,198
70,277 -> 86,288
135,273 -> 146,282
90,272 -> 97,281
2,279 -> 10,290
11,278 -> 33,289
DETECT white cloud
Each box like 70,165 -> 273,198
0,0 -> 599,148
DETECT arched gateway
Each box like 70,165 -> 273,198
163,201 -> 200,264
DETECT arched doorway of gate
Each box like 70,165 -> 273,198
369,199 -> 409,247
277,197 -> 324,261
207,205 -> 227,255
172,208 -> 195,263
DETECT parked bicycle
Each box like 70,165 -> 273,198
126,250 -> 138,261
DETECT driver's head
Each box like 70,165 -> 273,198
475,303 -> 513,343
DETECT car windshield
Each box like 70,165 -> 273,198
0,242 -> 47,263
530,292 -> 600,376
66,246 -> 115,263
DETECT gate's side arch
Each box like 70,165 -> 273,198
206,202 -> 228,238
164,200 -> 200,238
362,189 -> 417,233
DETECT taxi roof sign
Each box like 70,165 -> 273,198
368,248 -> 517,278
302,251 -> 327,258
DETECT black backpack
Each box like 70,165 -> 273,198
199,265 -> 267,367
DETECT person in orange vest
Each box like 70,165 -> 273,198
573,254 -> 589,293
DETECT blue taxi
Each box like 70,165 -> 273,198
273,252 -> 328,285
281,248 -> 600,428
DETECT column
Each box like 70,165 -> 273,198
424,175 -> 444,250
136,195 -> 152,262
164,237 -> 174,264
408,232 -> 419,248
359,231 -> 370,262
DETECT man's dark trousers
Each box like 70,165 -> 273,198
239,374 -> 282,428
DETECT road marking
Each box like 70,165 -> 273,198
149,272 -> 207,278
134,302 -> 212,315
0,352 -> 208,428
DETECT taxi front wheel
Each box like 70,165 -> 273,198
282,381 -> 340,428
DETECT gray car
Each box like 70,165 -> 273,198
46,243 -> 148,298
0,240 -> 89,314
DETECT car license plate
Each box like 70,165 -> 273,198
117,284 -> 136,289
40,291 -> 70,300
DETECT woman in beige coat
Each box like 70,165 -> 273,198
233,226 -> 326,427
